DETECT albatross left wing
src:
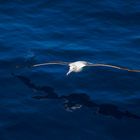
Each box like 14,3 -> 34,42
88,63 -> 140,73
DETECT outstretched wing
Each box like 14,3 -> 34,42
33,61 -> 69,67
88,63 -> 140,73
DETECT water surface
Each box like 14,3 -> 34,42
0,0 -> 140,140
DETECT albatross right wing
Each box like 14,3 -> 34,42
33,61 -> 69,67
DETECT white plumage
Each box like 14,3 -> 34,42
67,61 -> 88,75
33,61 -> 140,75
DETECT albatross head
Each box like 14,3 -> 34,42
66,61 -> 88,75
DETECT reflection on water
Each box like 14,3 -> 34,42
13,73 -> 140,120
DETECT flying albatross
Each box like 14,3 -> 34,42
32,61 -> 140,75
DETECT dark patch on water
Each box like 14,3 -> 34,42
13,74 -> 140,120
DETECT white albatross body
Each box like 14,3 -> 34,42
67,61 -> 89,75
33,61 -> 140,75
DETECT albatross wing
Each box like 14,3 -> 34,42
33,61 -> 69,67
88,63 -> 140,73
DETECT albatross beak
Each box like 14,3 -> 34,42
66,70 -> 72,76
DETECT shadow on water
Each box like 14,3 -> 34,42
12,74 -> 140,120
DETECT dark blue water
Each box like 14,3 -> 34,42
0,0 -> 140,140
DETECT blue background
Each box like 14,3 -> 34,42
0,0 -> 140,140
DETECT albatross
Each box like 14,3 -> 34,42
33,61 -> 140,75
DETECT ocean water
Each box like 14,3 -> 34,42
0,0 -> 140,140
